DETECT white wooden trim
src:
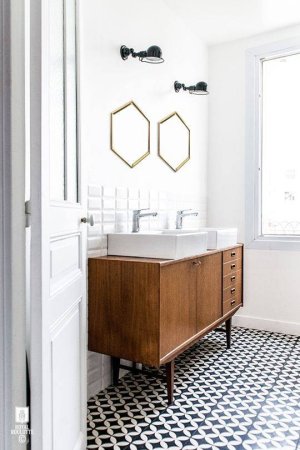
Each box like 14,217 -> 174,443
10,7 -> 27,450
0,1 -> 12,448
233,314 -> 300,336
76,0 -> 88,439
30,0 -> 47,446
1,1 -> 28,448
245,37 -> 300,251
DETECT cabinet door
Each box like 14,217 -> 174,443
196,253 -> 222,332
160,260 -> 197,359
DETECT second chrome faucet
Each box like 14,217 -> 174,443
176,209 -> 199,229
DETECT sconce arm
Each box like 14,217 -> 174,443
132,50 -> 147,59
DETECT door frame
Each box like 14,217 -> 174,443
29,0 -> 45,444
1,1 -> 27,449
0,1 -> 12,447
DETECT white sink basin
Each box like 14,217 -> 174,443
162,227 -> 238,250
107,231 -> 208,260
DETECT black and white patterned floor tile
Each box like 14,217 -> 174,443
87,327 -> 300,450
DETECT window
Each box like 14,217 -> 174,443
262,53 -> 300,236
246,40 -> 300,250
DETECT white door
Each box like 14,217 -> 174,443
30,0 -> 87,449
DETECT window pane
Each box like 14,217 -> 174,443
65,0 -> 78,203
49,0 -> 65,201
262,53 -> 300,235
49,0 -> 78,203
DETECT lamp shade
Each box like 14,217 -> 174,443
141,45 -> 164,64
190,81 -> 209,95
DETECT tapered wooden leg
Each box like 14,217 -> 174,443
166,360 -> 175,405
112,357 -> 120,385
225,317 -> 232,349
132,362 -> 138,373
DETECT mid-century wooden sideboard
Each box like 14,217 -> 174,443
88,244 -> 243,404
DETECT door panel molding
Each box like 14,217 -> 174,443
51,305 -> 82,450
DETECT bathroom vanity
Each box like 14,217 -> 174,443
88,244 -> 243,404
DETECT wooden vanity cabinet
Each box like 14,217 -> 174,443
88,244 -> 243,404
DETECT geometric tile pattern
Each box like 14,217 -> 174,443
87,327 -> 300,449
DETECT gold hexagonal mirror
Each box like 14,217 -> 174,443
111,101 -> 150,168
158,112 -> 190,172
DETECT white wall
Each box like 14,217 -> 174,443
208,25 -> 300,336
79,0 -> 208,199
79,0 -> 208,398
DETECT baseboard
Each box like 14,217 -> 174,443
233,314 -> 300,336
75,432 -> 85,450
87,378 -> 102,400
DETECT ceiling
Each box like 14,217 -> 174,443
163,0 -> 300,44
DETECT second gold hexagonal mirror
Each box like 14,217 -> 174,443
111,101 -> 150,168
158,112 -> 190,172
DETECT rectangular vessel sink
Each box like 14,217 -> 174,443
107,231 -> 208,260
162,227 -> 238,250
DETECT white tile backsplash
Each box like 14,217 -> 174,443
116,199 -> 127,210
128,199 -> 139,210
103,186 -> 116,197
102,198 -> 115,210
87,183 -> 207,398
88,197 -> 102,210
87,183 -> 207,256
116,187 -> 128,199
102,211 -> 116,223
88,185 -> 102,197
128,187 -> 139,199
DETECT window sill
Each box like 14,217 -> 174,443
246,237 -> 300,251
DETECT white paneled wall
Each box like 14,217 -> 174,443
87,184 -> 206,398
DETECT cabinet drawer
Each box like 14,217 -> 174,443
223,258 -> 242,277
223,270 -> 242,290
223,282 -> 242,302
223,297 -> 242,315
223,247 -> 242,263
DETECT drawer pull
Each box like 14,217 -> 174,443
231,300 -> 236,306
192,261 -> 201,267
231,264 -> 236,269
231,276 -> 236,281
231,252 -> 236,257
231,288 -> 236,294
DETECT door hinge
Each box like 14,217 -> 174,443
25,200 -> 31,228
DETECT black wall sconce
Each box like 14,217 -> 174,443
120,45 -> 164,64
174,81 -> 209,95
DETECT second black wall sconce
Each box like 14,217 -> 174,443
174,81 -> 209,95
120,45 -> 164,64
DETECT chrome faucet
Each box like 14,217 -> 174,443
132,209 -> 158,233
176,209 -> 198,229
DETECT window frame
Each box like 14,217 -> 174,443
246,38 -> 300,251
